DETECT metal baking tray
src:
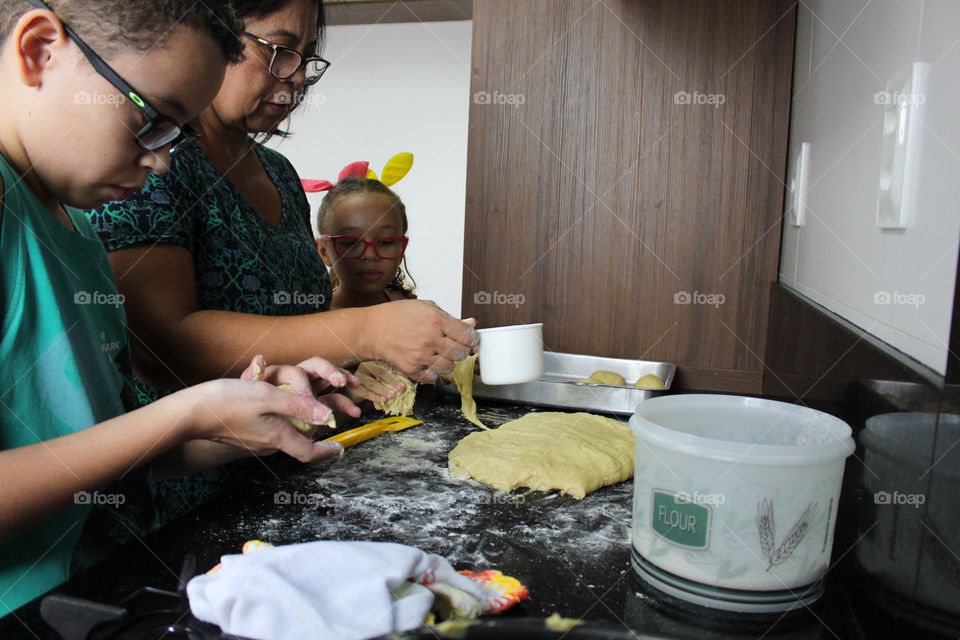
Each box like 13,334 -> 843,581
437,351 -> 676,415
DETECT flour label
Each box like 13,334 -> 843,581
651,489 -> 711,550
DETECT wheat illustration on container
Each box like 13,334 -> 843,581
756,498 -> 818,571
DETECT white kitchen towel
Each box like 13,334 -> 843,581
187,540 -> 496,640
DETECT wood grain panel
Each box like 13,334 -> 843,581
463,0 -> 796,392
325,0 -> 472,25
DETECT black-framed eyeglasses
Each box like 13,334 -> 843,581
243,32 -> 331,85
320,235 -> 409,260
25,0 -> 198,154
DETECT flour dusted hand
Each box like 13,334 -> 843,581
351,360 -> 415,412
359,362 -> 416,416
368,301 -> 478,383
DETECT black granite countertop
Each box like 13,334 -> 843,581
0,387 -> 947,639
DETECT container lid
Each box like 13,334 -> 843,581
630,394 -> 854,466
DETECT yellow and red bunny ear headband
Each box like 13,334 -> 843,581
301,152 -> 413,193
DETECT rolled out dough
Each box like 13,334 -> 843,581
450,354 -> 485,428
578,370 -> 626,386
365,361 -> 416,417
448,412 -> 634,499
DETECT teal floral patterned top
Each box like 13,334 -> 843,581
88,143 -> 331,319
86,143 -> 331,527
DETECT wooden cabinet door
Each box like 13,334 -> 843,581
462,0 -> 796,393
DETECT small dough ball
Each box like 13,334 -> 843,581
578,370 -> 626,386
369,364 -> 416,417
633,373 -> 665,390
276,384 -> 336,432
375,383 -> 416,417
546,613 -> 583,632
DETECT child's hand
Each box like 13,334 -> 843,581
349,361 -> 408,404
368,301 -> 479,383
241,354 -> 363,419
179,356 -> 362,462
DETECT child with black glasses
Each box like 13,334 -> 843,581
0,0 -> 358,616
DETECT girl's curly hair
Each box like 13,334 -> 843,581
317,177 -> 417,299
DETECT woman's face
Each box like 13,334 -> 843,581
210,0 -> 320,134
320,193 -> 406,296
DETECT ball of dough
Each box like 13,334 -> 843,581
633,373 -> 665,390
363,361 -> 416,417
578,370 -> 626,386
276,384 -> 336,432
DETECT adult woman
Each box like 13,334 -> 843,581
87,0 -> 475,522
88,0 -> 475,402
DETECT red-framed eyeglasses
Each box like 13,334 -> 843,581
320,235 -> 409,260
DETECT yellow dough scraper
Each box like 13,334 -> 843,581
321,416 -> 423,449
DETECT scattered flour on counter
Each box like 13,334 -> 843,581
231,420 -> 633,569
251,517 -> 286,540
353,432 -> 450,475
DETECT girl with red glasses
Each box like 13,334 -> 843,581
316,176 -> 418,309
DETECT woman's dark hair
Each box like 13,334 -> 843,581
0,0 -> 245,62
230,0 -> 325,42
317,177 -> 418,298
231,0 -> 326,142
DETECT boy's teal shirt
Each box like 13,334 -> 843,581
0,153 -> 129,616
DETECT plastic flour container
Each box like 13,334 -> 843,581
629,394 -> 855,612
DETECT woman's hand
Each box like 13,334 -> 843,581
348,361 -> 409,404
367,300 -> 479,383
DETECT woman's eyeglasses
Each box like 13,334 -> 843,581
244,32 -> 331,85
25,0 -> 199,154
321,236 -> 409,260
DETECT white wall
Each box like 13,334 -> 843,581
781,1 -> 960,374
267,20 -> 473,317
